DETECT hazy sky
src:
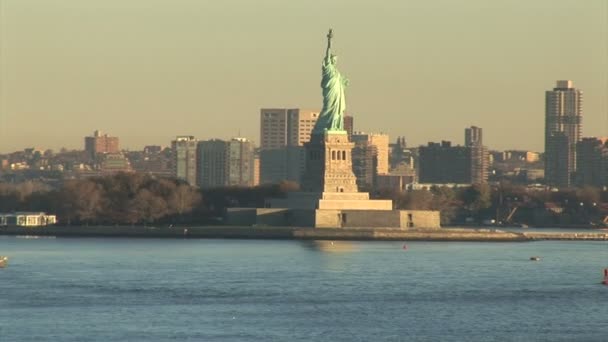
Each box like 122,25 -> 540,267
1,0 -> 606,153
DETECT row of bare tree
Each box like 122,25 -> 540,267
1,173 -> 606,226
0,173 -> 201,225
0,173 -> 297,225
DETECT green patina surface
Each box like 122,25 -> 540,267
312,29 -> 349,134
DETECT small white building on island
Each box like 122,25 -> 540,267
0,212 -> 57,227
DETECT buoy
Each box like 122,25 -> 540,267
402,244 -> 408,250
603,268 -> 608,285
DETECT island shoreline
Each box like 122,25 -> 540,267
2,226 -> 608,241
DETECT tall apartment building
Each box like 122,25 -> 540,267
84,130 -> 119,160
197,138 -> 255,188
197,140 -> 228,188
227,138 -> 255,187
351,132 -> 389,174
171,136 -> 198,185
418,141 -> 471,184
259,108 -> 319,184
545,80 -> 583,188
350,133 -> 389,190
464,126 -> 489,184
351,142 -> 377,190
465,126 -> 483,147
576,137 -> 608,187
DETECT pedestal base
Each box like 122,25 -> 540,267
266,191 -> 393,210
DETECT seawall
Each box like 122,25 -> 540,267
2,226 -> 608,241
0,226 -> 526,241
523,232 -> 608,241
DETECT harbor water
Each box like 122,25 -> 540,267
1,236 -> 607,341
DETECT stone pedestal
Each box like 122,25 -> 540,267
302,131 -> 358,193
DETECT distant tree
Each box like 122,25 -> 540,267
167,184 -> 202,218
146,178 -> 178,199
460,184 -> 491,213
0,183 -> 19,212
130,188 -> 168,224
58,179 -> 104,224
430,186 -> 459,224
23,190 -> 55,212
399,190 -> 433,210
14,181 -> 50,203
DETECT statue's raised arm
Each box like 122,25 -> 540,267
325,29 -> 333,61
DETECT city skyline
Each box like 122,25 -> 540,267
1,0 -> 607,153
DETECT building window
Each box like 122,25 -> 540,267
332,151 -> 336,160
342,150 -> 346,160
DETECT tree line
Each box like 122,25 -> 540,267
376,183 -> 608,226
0,173 -> 295,225
0,173 -> 606,226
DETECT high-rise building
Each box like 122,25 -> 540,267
84,130 -> 119,160
545,80 -> 583,188
418,141 -> 471,184
260,108 -> 320,149
464,126 -> 489,184
197,139 -> 228,188
352,132 -> 389,175
197,138 -> 255,188
576,137 -> 608,187
259,108 -> 320,184
171,136 -> 198,185
465,126 -> 483,147
351,141 -> 377,190
227,138 -> 255,187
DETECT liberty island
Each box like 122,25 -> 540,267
227,30 -> 440,229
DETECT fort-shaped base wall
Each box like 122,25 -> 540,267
225,208 -> 441,229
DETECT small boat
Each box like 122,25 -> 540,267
0,256 -> 8,268
530,256 -> 541,261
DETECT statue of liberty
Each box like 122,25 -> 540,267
312,29 -> 348,134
